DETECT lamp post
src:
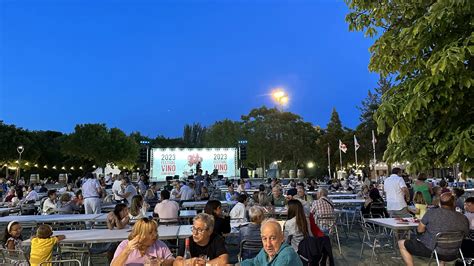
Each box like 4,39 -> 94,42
271,88 -> 289,111
16,145 -> 24,184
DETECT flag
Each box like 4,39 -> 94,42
354,135 -> 360,151
339,140 -> 347,153
327,144 -> 330,157
372,130 -> 377,145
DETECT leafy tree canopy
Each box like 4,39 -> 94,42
346,0 -> 474,174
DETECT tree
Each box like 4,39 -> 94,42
61,124 -> 139,170
241,106 -> 319,171
355,77 -> 391,167
204,119 -> 242,148
346,0 -> 474,174
316,108 -> 350,174
182,123 -> 206,148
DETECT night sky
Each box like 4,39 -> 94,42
0,0 -> 378,137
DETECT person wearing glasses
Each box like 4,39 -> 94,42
175,213 -> 229,265
112,218 -> 175,266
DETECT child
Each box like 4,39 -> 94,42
3,221 -> 23,250
29,224 -> 65,266
431,186 -> 442,206
413,191 -> 427,219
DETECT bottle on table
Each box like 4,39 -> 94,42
183,237 -> 192,266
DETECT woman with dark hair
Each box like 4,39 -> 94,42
413,173 -> 432,205
2,221 -> 23,250
284,199 -> 311,251
361,188 -> 389,218
107,203 -> 130,230
204,200 -> 230,235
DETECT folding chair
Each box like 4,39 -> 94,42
238,239 -> 263,261
428,231 -> 466,266
316,213 -> 342,255
359,220 -> 393,264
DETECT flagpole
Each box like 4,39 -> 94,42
339,144 -> 343,172
354,135 -> 358,169
327,144 -> 331,179
372,130 -> 377,181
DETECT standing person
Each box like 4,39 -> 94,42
105,173 -> 113,189
82,172 -> 103,215
29,225 -> 66,266
112,174 -> 124,203
384,168 -> 410,218
413,173 -> 433,205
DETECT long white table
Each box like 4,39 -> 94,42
22,226 -> 181,245
332,199 -> 365,204
328,194 -> 358,198
366,218 -> 419,230
0,214 -> 103,224
181,201 -> 229,209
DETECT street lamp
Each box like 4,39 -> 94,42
271,88 -> 289,111
16,145 -> 24,183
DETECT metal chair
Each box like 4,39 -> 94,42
315,213 -> 342,255
359,220 -> 393,264
0,247 -> 29,265
428,231 -> 466,266
238,239 -> 263,261
40,259 -> 82,266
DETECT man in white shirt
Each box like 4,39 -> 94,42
112,175 -> 124,203
23,184 -> 39,202
180,181 -> 195,201
384,167 -> 410,217
82,173 -> 103,214
170,181 -> 182,201
230,194 -> 247,222
104,173 -> 113,188
116,177 -> 137,206
154,190 -> 179,223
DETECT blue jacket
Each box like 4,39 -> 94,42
241,243 -> 303,266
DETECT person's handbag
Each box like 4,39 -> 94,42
309,212 -> 325,237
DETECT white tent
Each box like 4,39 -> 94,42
93,164 -> 121,177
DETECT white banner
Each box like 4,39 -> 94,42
150,148 -> 238,182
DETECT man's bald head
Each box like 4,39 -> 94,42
261,219 -> 282,233
260,219 -> 284,259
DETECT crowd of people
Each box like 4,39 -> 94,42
0,167 -> 472,265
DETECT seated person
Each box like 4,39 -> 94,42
270,186 -> 287,207
461,197 -> 474,260
241,218 -> 303,266
225,184 -> 239,202
204,200 -> 230,236
175,213 -> 229,265
107,203 -> 130,230
398,193 -> 469,266
56,193 -> 80,214
310,188 -> 335,232
23,184 -> 39,203
239,206 -> 265,260
42,190 -> 58,215
154,190 -> 179,223
129,195 -> 149,221
229,194 -> 247,222
111,218 -> 175,266
361,187 -> 389,218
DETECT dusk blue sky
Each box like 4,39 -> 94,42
0,0 -> 378,138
